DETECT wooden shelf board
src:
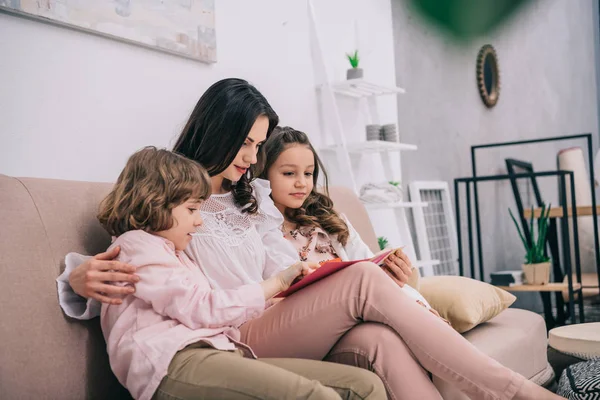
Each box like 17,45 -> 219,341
523,206 -> 600,219
495,283 -> 582,292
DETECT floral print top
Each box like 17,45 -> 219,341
282,225 -> 340,264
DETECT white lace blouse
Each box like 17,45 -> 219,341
185,179 -> 299,289
57,179 -> 300,319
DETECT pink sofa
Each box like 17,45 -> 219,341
0,174 -> 555,399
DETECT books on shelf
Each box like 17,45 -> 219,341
490,270 -> 524,287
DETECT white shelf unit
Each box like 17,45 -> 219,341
321,140 -> 418,154
364,201 -> 428,210
307,0 -> 438,271
319,79 -> 406,98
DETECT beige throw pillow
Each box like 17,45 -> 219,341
418,276 -> 516,333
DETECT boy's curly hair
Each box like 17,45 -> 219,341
98,146 -> 211,237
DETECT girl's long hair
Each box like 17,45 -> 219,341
173,78 -> 278,214
259,126 -> 349,245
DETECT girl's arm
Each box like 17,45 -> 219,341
341,214 -> 412,286
341,214 -> 375,260
252,179 -> 301,279
57,247 -> 138,319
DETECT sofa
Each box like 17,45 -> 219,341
0,174 -> 555,399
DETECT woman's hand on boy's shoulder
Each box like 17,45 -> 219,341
69,246 -> 140,305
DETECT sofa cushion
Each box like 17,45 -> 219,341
460,309 -> 549,378
433,308 -> 554,399
419,276 -> 516,333
0,175 -> 130,399
328,186 -> 379,254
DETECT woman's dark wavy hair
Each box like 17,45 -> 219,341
259,126 -> 350,246
173,78 -> 278,214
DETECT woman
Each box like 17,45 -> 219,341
59,78 -> 560,400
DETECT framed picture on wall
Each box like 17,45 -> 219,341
0,0 -> 217,63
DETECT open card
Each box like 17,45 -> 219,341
275,248 -> 401,298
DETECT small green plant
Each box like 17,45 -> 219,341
346,50 -> 360,69
388,181 -> 400,187
508,204 -> 551,264
378,236 -> 389,250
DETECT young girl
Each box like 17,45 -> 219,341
61,78 -> 560,400
259,126 -> 439,315
95,146 -> 385,400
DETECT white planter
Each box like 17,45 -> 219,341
522,262 -> 551,285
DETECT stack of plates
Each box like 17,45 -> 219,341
382,124 -> 398,142
366,124 -> 382,141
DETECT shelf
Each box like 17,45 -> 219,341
321,140 -> 417,154
414,259 -> 441,268
364,201 -> 428,210
319,79 -> 406,98
523,205 -> 600,219
495,283 -> 582,292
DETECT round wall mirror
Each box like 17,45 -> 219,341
476,44 -> 500,108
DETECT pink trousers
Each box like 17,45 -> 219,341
239,262 -> 525,400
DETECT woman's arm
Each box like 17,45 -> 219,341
69,246 -> 139,302
56,246 -> 139,319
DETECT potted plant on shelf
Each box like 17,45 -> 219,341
346,50 -> 363,80
508,204 -> 552,285
378,236 -> 389,251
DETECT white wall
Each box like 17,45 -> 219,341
391,0 -> 599,308
0,0 -> 398,183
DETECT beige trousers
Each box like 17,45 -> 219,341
153,342 -> 386,400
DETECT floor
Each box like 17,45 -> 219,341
537,297 -> 600,326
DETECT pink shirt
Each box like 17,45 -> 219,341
100,230 -> 265,400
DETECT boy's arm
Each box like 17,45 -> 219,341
120,233 -> 266,329
133,263 -> 265,329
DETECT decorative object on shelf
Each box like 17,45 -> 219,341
365,124 -> 382,141
381,124 -> 398,142
490,271 -> 524,286
509,204 -> 552,285
346,50 -> 363,80
558,147 -> 598,275
476,44 -> 500,108
408,181 -> 459,277
0,1 -> 217,63
378,236 -> 389,251
359,182 -> 403,204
